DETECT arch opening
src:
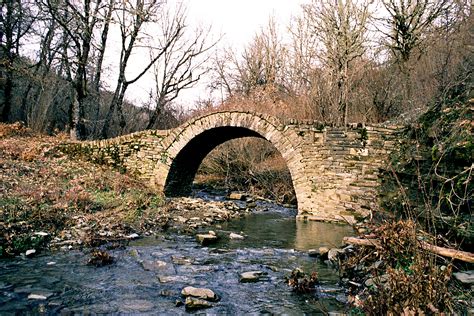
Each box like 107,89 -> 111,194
197,137 -> 297,205
163,126 -> 297,206
164,126 -> 263,196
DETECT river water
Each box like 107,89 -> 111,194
0,199 -> 354,314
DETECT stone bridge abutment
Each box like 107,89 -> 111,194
65,111 -> 400,223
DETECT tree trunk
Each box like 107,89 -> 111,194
100,81 -> 128,138
1,1 -> 14,122
69,93 -> 85,140
146,108 -> 160,130
1,71 -> 13,122
146,94 -> 166,129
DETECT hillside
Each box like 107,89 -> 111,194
381,98 -> 473,248
0,123 -> 244,257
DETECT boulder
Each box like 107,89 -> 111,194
25,249 -> 36,257
185,297 -> 213,310
196,233 -> 218,246
228,192 -> 247,200
240,271 -> 266,283
229,233 -> 245,240
181,286 -> 217,301
453,271 -> 474,285
327,248 -> 344,262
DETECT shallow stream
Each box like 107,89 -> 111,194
0,198 -> 354,314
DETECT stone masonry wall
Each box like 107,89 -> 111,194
61,129 -> 169,181
291,122 -> 400,223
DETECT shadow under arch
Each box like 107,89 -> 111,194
164,126 -> 264,196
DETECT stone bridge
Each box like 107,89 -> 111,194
65,111 -> 400,223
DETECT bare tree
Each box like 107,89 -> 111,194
373,0 -> 452,117
211,17 -> 287,99
44,0 -> 103,140
99,0 -> 178,138
381,0 -> 450,65
302,0 -> 372,125
287,12 -> 331,121
210,49 -> 234,99
146,7 -> 215,129
287,13 -> 319,95
0,0 -> 36,122
19,11 -> 58,125
88,0 -> 114,136
91,0 -> 114,93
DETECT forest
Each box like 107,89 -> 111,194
0,0 -> 471,138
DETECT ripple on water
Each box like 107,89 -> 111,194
0,202 -> 352,314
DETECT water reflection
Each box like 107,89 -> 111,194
294,220 -> 354,250
212,210 -> 353,251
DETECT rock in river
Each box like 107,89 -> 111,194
240,271 -> 266,283
121,299 -> 154,312
327,248 -> 344,262
181,286 -> 218,301
228,192 -> 247,200
454,271 -> 474,285
28,292 -> 53,300
25,249 -> 36,257
196,233 -> 218,246
158,275 -> 191,283
318,247 -> 330,259
141,260 -> 175,273
126,233 -> 140,240
229,232 -> 245,240
185,297 -> 213,310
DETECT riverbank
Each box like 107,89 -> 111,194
319,217 -> 474,314
0,123 -> 250,257
0,210 -> 351,314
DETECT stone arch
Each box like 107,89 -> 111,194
154,111 -> 309,209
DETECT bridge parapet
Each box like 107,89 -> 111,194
61,129 -> 169,179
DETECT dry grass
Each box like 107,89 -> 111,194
0,123 -> 166,256
341,220 -> 471,314
191,85 -> 315,121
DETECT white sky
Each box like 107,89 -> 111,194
185,0 -> 306,47
124,0 -> 309,107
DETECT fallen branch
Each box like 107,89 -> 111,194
418,240 -> 474,263
343,236 -> 474,263
343,236 -> 381,248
